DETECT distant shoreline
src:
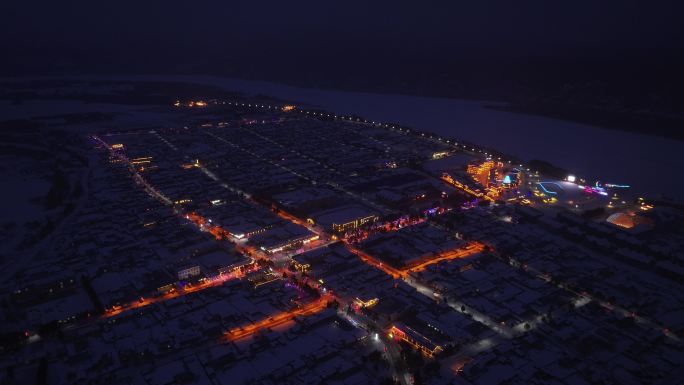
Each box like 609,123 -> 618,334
486,104 -> 684,142
5,73 -> 683,143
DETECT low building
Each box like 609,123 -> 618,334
311,205 -> 378,233
250,223 -> 319,254
389,322 -> 444,357
178,266 -> 201,280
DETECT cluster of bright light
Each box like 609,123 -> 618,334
638,197 -> 654,211
174,100 -> 208,107
432,151 -> 450,159
577,184 -> 608,196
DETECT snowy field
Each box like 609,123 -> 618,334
2,176 -> 49,222
0,100 -> 179,130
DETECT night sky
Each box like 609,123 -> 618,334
2,1 -> 683,97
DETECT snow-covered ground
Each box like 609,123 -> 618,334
2,176 -> 49,222
0,100 -> 133,120
4,75 -> 683,199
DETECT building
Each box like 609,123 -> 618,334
311,205 -> 378,233
217,259 -> 255,275
250,223 -> 319,254
178,266 -> 201,280
389,323 -> 444,358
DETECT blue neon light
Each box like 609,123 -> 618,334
537,182 -> 564,195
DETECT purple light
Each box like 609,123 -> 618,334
583,186 -> 608,196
